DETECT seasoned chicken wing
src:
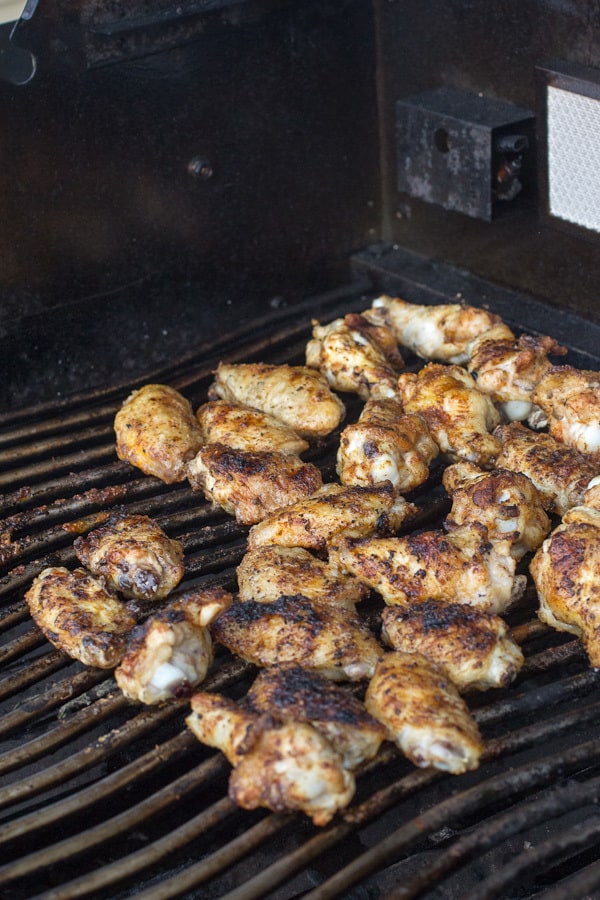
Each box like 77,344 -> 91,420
443,461 -> 551,560
187,692 -> 355,826
467,327 -> 566,423
381,601 -> 524,692
187,443 -> 323,525
208,363 -> 345,439
532,366 -> 600,461
196,400 -> 308,456
236,545 -> 369,610
211,594 -> 382,681
494,422 -> 598,516
247,481 -> 415,551
245,667 -> 386,770
397,364 -> 500,468
365,651 -> 484,774
25,567 -> 137,668
530,506 -> 600,667
74,513 -> 184,601
336,396 -> 439,493
114,383 -> 202,484
364,295 -> 502,364
306,313 -> 404,399
330,524 -> 526,615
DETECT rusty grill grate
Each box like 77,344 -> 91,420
2,274 -> 600,900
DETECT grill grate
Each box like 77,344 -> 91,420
1,274 -> 600,900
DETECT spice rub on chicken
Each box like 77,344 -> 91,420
330,524 -> 526,615
247,481 -> 415,551
365,651 -> 485,774
196,400 -> 308,456
381,601 -> 524,692
397,364 -> 501,468
532,365 -> 600,461
305,313 -> 404,400
336,396 -> 439,493
114,383 -> 202,484
25,567 -> 137,668
187,443 -> 323,525
208,363 -> 345,439
74,513 -> 184,602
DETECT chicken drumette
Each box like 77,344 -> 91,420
532,365 -> 600,461
196,400 -> 308,456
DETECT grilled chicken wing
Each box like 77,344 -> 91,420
245,666 -> 386,770
443,461 -> 551,560
336,396 -> 439,493
364,295 -> 502,364
236,545 -> 369,610
467,327 -> 566,423
532,366 -> 600,461
187,443 -> 323,525
196,400 -> 308,456
208,363 -> 345,439
187,692 -> 355,825
247,481 -> 415,551
211,594 -> 382,681
381,601 -> 523,692
306,313 -> 404,399
365,651 -> 484,773
530,506 -> 600,667
114,384 -> 202,484
330,524 -> 526,615
74,513 -> 184,602
25,567 -> 137,668
397,364 -> 500,468
494,422 -> 598,516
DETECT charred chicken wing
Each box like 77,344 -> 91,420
74,513 -> 184,602
365,651 -> 484,774
532,366 -> 600,461
196,399 -> 308,456
208,363 -> 345,439
25,567 -> 137,668
114,383 -> 202,484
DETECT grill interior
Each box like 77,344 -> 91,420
2,257 -> 600,900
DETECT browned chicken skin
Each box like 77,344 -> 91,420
365,651 -> 485,774
196,400 -> 308,456
25,567 -> 137,668
381,601 -> 524,692
186,443 -> 323,525
397,364 -> 501,468
208,363 -> 345,439
532,365 -> 600,461
74,513 -> 185,601
236,545 -> 369,610
114,384 -> 202,484
336,396 -> 439,493
494,421 -> 598,516
443,461 -> 551,560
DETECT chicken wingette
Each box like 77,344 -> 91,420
330,524 -> 526,615
247,481 -> 415,551
186,443 -> 323,525
74,512 -> 184,602
305,313 -> 404,399
397,363 -> 500,468
365,651 -> 485,774
494,421 -> 598,516
115,588 -> 231,704
336,396 -> 439,493
236,545 -> 369,610
364,295 -> 502,364
196,399 -> 308,456
381,601 -> 524,692
443,461 -> 550,560
208,362 -> 345,439
186,692 -> 355,825
211,594 -> 382,681
25,567 -> 137,668
114,383 -> 202,484
532,365 -> 600,461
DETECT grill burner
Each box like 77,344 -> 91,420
2,251 -> 600,900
